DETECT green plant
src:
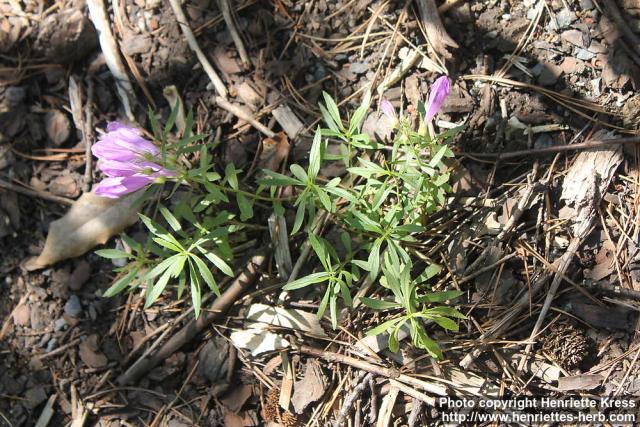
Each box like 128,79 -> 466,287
99,84 -> 466,358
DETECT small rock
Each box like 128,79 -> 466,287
13,304 -> 30,326
48,174 -> 80,198
575,47 -> 595,61
64,295 -> 82,317
561,29 -> 585,47
580,0 -> 594,10
69,260 -> 91,291
88,304 -> 97,321
78,335 -> 108,368
54,318 -> 67,332
349,62 -> 369,75
44,110 -> 71,146
555,9 -> 577,29
24,386 -> 47,409
537,62 -> 562,86
560,57 -> 585,74
535,134 -> 554,149
46,337 -> 57,352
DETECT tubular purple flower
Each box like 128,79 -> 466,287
95,175 -> 156,198
380,99 -> 397,121
424,76 -> 450,122
92,122 -> 160,162
92,121 -> 176,198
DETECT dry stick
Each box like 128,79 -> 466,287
82,79 -> 94,192
297,345 -> 447,397
0,179 -> 74,205
168,0 -> 227,99
334,371 -> 373,427
215,96 -> 276,139
463,136 -> 640,160
515,218 -> 595,372
217,0 -> 250,68
117,253 -> 266,385
86,0 -> 135,120
407,398 -> 424,427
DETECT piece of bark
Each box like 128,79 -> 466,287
557,374 -> 603,391
415,0 -> 458,58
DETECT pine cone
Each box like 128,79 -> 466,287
541,322 -> 590,370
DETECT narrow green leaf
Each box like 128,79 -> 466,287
197,247 -> 234,277
191,254 -> 220,296
421,290 -> 464,303
292,200 -> 306,234
159,205 -> 182,231
433,316 -> 459,331
225,164 -> 239,190
290,164 -> 308,183
308,126 -> 323,179
188,260 -> 202,318
366,317 -> 403,337
360,297 -> 401,310
322,91 -> 342,130
145,261 -> 176,308
283,272 -> 330,290
236,193 -> 253,221
103,267 -> 138,297
95,249 -> 132,259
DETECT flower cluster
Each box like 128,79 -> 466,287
381,75 -> 451,124
92,122 -> 175,198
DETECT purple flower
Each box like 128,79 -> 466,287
424,76 -> 450,122
380,99 -> 397,121
95,175 -> 157,198
92,122 -> 160,162
92,122 -> 175,198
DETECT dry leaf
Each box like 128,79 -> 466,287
258,132 -> 290,172
29,191 -> 140,268
44,110 -> 71,146
291,360 -> 327,414
246,303 -> 327,337
229,328 -> 290,356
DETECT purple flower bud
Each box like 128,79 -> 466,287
424,76 -> 450,122
94,175 -> 156,198
380,99 -> 397,121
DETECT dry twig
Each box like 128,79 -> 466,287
168,0 -> 228,98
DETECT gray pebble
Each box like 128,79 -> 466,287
46,338 -> 57,352
556,9 -> 577,29
54,318 -> 67,332
64,295 -> 82,317
88,304 -> 97,321
579,0 -> 594,10
349,62 -> 369,75
534,133 -> 554,149
314,64 -> 327,81
575,47 -> 595,61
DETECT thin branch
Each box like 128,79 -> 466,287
462,136 -> 640,160
168,0 -> 228,98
